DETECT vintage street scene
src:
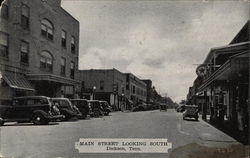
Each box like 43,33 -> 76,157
0,0 -> 249,158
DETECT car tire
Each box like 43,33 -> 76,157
32,113 -> 48,125
0,121 -> 4,126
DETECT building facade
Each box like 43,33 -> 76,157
77,69 -> 127,110
142,79 -> 153,104
125,73 -> 147,108
188,21 -> 249,144
0,0 -> 80,102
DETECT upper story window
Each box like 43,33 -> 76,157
0,32 -> 9,59
100,80 -> 104,90
70,61 -> 75,79
21,4 -> 30,29
61,57 -> 66,76
40,51 -> 53,72
1,4 -> 8,20
71,36 -> 75,53
61,30 -> 67,48
41,19 -> 54,40
20,41 -> 29,64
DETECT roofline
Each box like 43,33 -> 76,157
203,41 -> 250,64
229,20 -> 249,44
13,96 -> 50,99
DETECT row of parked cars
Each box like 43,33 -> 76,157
0,96 -> 112,126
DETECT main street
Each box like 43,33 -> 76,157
0,110 -> 246,158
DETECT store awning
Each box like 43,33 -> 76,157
1,72 -> 35,91
27,74 -> 80,86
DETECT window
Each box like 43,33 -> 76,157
100,80 -> 104,90
70,61 -> 75,79
1,4 -> 8,19
40,51 -> 53,72
20,41 -> 29,64
132,86 -> 135,94
41,19 -> 54,40
71,36 -> 75,53
0,32 -> 9,58
61,30 -> 66,48
21,4 -> 29,29
61,57 -> 66,76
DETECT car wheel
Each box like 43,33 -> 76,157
93,111 -> 100,118
33,114 -> 48,125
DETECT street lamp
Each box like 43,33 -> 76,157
93,86 -> 96,100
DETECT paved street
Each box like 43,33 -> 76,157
0,109 -> 245,158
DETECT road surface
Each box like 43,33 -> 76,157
0,109 -> 246,158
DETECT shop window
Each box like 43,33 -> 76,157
0,32 -> 9,59
1,4 -> 8,19
41,19 -> 54,40
40,51 -> 53,72
71,36 -> 75,53
20,41 -> 29,64
70,61 -> 75,79
61,30 -> 67,48
21,4 -> 30,29
100,80 -> 104,90
60,57 -> 66,76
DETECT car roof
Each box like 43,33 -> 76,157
70,99 -> 88,101
13,96 -> 50,100
51,98 -> 70,101
89,100 -> 100,102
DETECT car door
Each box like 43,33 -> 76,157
13,98 -> 29,120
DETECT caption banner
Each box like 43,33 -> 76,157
75,138 -> 172,153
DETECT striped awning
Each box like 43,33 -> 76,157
1,71 -> 35,91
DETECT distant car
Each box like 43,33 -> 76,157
70,99 -> 91,119
182,105 -> 199,121
99,101 -> 112,116
88,100 -> 104,117
0,96 -> 64,125
52,98 -> 82,121
160,104 -> 167,111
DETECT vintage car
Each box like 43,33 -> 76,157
70,99 -> 91,119
88,100 -> 104,117
0,96 -> 64,125
52,98 -> 82,121
159,103 -> 168,111
182,105 -> 199,121
99,101 -> 112,116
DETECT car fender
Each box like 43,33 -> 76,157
32,110 -> 48,119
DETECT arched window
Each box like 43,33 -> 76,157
41,19 -> 54,40
40,51 -> 53,72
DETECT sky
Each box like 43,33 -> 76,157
61,0 -> 249,102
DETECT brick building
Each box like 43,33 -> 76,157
125,73 -> 147,107
142,79 -> 152,104
77,69 -> 127,110
0,0 -> 80,102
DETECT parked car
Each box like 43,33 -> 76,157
88,100 -> 104,117
70,99 -> 91,119
176,105 -> 185,112
0,96 -> 64,125
182,105 -> 199,121
52,98 -> 82,121
99,101 -> 112,116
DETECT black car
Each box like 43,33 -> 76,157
89,100 -> 104,117
52,98 -> 82,121
99,101 -> 112,116
70,99 -> 91,119
0,96 -> 64,125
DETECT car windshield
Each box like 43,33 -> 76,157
53,99 -> 72,108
